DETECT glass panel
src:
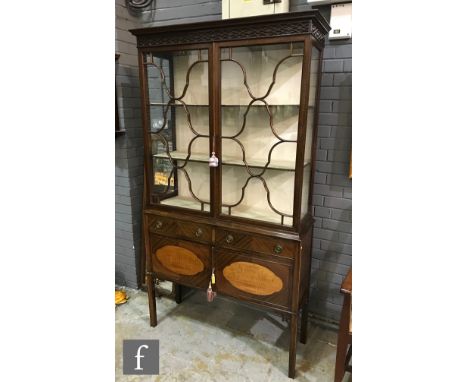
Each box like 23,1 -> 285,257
220,43 -> 304,226
301,47 -> 320,219
145,49 -> 210,212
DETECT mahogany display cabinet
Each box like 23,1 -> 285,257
131,10 -> 330,378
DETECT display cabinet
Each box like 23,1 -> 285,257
131,10 -> 330,378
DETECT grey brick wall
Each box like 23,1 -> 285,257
115,0 -> 351,323
115,0 -> 145,288
299,5 -> 352,323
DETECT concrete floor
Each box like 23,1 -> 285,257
115,287 -> 351,382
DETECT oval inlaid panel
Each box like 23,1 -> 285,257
155,245 -> 204,276
223,261 -> 283,296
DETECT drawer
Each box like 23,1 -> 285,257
214,248 -> 292,309
149,234 -> 211,289
214,228 -> 297,259
177,220 -> 211,243
147,215 -> 177,236
147,214 -> 211,243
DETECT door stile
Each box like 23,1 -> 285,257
210,42 -> 222,219
292,37 -> 312,231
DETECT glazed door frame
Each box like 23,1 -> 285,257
138,42 -> 215,217
138,35 -> 324,231
212,35 -> 318,232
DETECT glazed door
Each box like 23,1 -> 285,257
217,40 -> 307,227
142,46 -> 213,213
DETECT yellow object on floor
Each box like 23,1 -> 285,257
115,290 -> 128,305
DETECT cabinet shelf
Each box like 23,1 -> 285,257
153,151 -> 310,171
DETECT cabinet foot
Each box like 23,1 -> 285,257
288,313 -> 298,379
174,283 -> 182,304
146,273 -> 157,327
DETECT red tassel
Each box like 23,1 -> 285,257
206,280 -> 216,302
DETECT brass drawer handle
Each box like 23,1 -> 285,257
195,228 -> 203,238
225,234 -> 234,244
273,244 -> 283,254
155,220 -> 163,229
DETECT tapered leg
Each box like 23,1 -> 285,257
334,295 -> 351,382
288,313 -> 299,379
174,283 -> 182,304
300,302 -> 309,344
146,273 -> 157,327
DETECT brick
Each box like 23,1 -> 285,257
332,100 -> 352,113
317,125 -> 331,137
316,161 -> 349,178
314,184 -> 343,198
333,73 -> 352,87
115,176 -> 130,187
314,228 -> 336,241
320,240 -> 352,256
318,259 -> 351,275
323,218 -> 352,233
116,203 -> 132,215
318,113 -> 338,126
320,73 -> 334,86
327,150 -> 351,163
116,253 -> 136,268
338,232 -> 352,245
320,86 -> 352,101
330,126 -> 352,138
343,59 -> 352,72
115,185 -> 131,197
116,229 -> 134,241
316,149 -> 327,161
330,208 -> 352,222
327,174 -> 352,187
334,44 -> 352,58
320,87 -> 340,100
323,46 -> 335,59
313,172 -> 327,184
116,195 -> 132,206
312,195 -> 324,206
316,280 -> 342,292
343,187 -> 352,199
313,216 -> 322,228
314,206 -> 331,218
313,250 -> 352,266
322,59 -> 343,73
320,138 -> 351,150
319,113 -> 351,126
309,299 -> 342,322
116,244 -> 135,257
313,289 -> 344,306
313,238 -> 321,249
319,100 -> 333,113
116,220 -> 134,233
116,212 -> 135,224
312,268 -> 344,285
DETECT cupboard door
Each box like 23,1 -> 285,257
143,47 -> 212,213
218,42 -> 305,227
214,248 -> 292,309
150,235 -> 211,288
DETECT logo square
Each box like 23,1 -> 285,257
122,339 -> 159,375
